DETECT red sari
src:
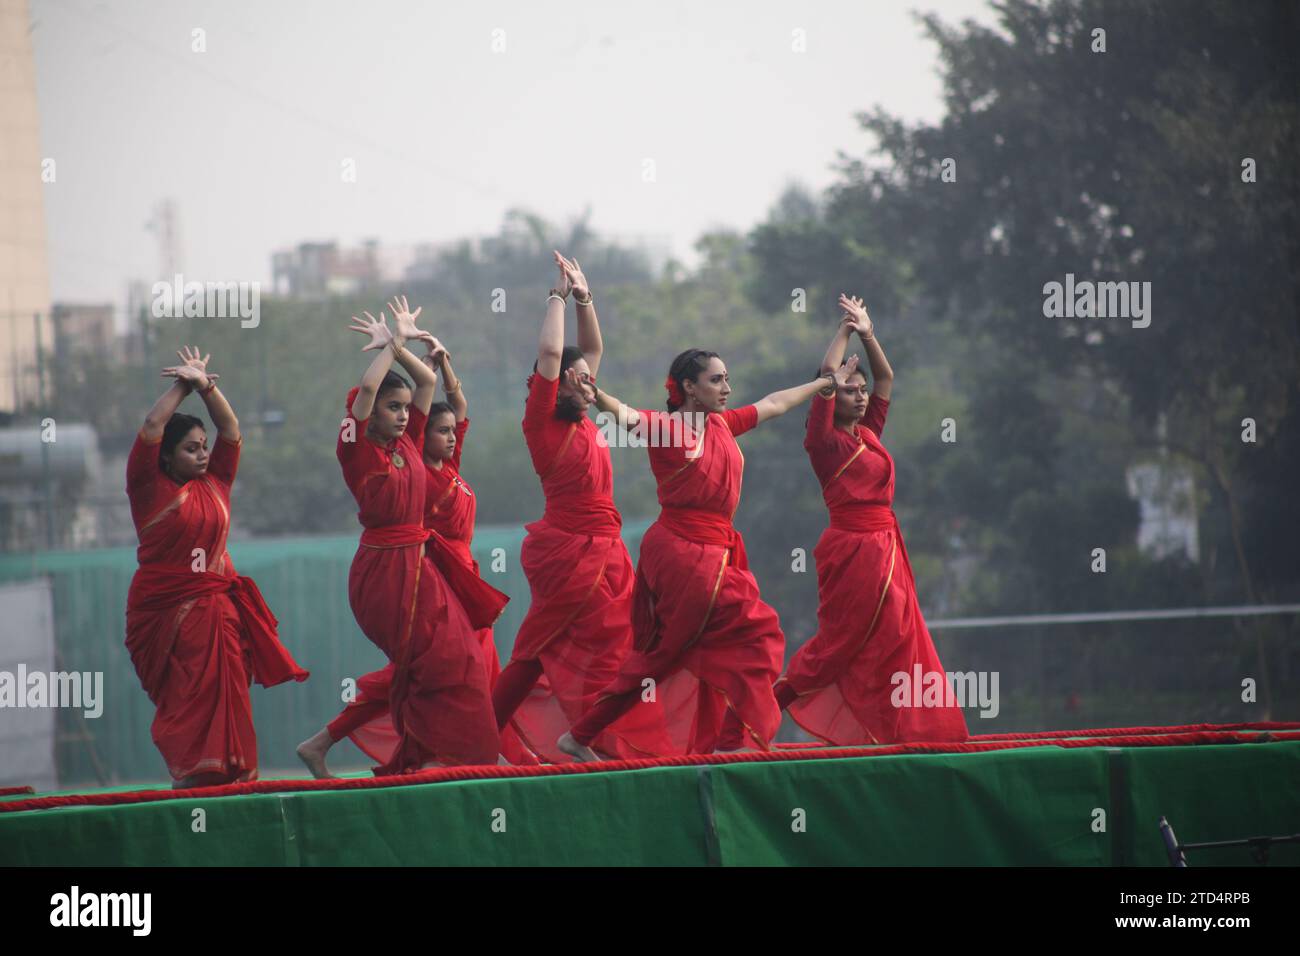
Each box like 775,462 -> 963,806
778,392 -> 969,744
125,431 -> 308,783
574,405 -> 785,754
504,373 -> 671,762
336,392 -> 500,772
328,417 -> 531,764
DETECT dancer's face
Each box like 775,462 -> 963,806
684,357 -> 731,413
556,357 -> 595,422
835,372 -> 870,426
163,426 -> 209,482
424,411 -> 457,463
369,387 -> 412,443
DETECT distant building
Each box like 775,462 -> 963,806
272,240 -> 384,298
51,303 -> 119,361
0,0 -> 53,414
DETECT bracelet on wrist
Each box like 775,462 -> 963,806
574,293 -> 593,307
548,289 -> 569,303
199,380 -> 218,395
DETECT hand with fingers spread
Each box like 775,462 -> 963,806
839,293 -> 873,340
167,345 -> 216,390
349,311 -> 394,352
387,295 -> 423,342
555,251 -> 588,300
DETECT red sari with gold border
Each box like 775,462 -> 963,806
125,431 -> 308,783
335,391 -> 500,771
329,416 -> 531,764
592,405 -> 785,754
778,392 -> 969,744
507,373 -> 671,761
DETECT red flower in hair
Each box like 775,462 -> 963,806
664,375 -> 684,407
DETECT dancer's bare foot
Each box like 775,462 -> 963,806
296,728 -> 336,779
557,731 -> 600,762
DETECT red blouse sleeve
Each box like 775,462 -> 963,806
206,434 -> 241,486
451,417 -> 469,471
337,404 -> 384,483
126,431 -> 162,494
407,403 -> 428,455
804,392 -> 835,448
861,394 -> 890,438
720,404 -> 759,437
523,373 -> 559,436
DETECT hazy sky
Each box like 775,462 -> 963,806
31,0 -> 1000,307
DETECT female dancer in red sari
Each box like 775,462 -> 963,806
490,252 -> 671,762
308,298 -> 500,774
297,332 -> 524,773
777,295 -> 968,744
558,350 -> 863,759
126,346 -> 308,789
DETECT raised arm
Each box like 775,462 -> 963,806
386,296 -> 437,414
819,317 -> 855,374
418,333 -> 466,422
536,263 -> 569,380
840,294 -> 893,402
752,355 -> 861,425
348,310 -> 400,421
557,251 -> 602,380
143,379 -> 193,442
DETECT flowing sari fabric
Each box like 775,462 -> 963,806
329,416 -> 531,764
584,405 -> 786,754
335,391 -> 499,772
505,373 -> 671,761
780,392 -> 969,744
125,432 -> 308,783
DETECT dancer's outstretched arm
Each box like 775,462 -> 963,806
752,356 -> 861,425
585,370 -> 641,430
385,296 -> 437,415
557,251 -> 603,380
840,294 -> 893,401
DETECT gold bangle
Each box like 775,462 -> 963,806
445,382 -> 461,394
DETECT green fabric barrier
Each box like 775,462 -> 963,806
710,747 -> 1112,866
0,522 -> 649,788
2,741 -> 1295,866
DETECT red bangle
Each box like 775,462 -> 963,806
199,380 -> 218,395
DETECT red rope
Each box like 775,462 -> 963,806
2,722 -> 1296,815
773,720 -> 1300,747
0,786 -> 35,797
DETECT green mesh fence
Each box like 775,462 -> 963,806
0,520 -> 650,787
